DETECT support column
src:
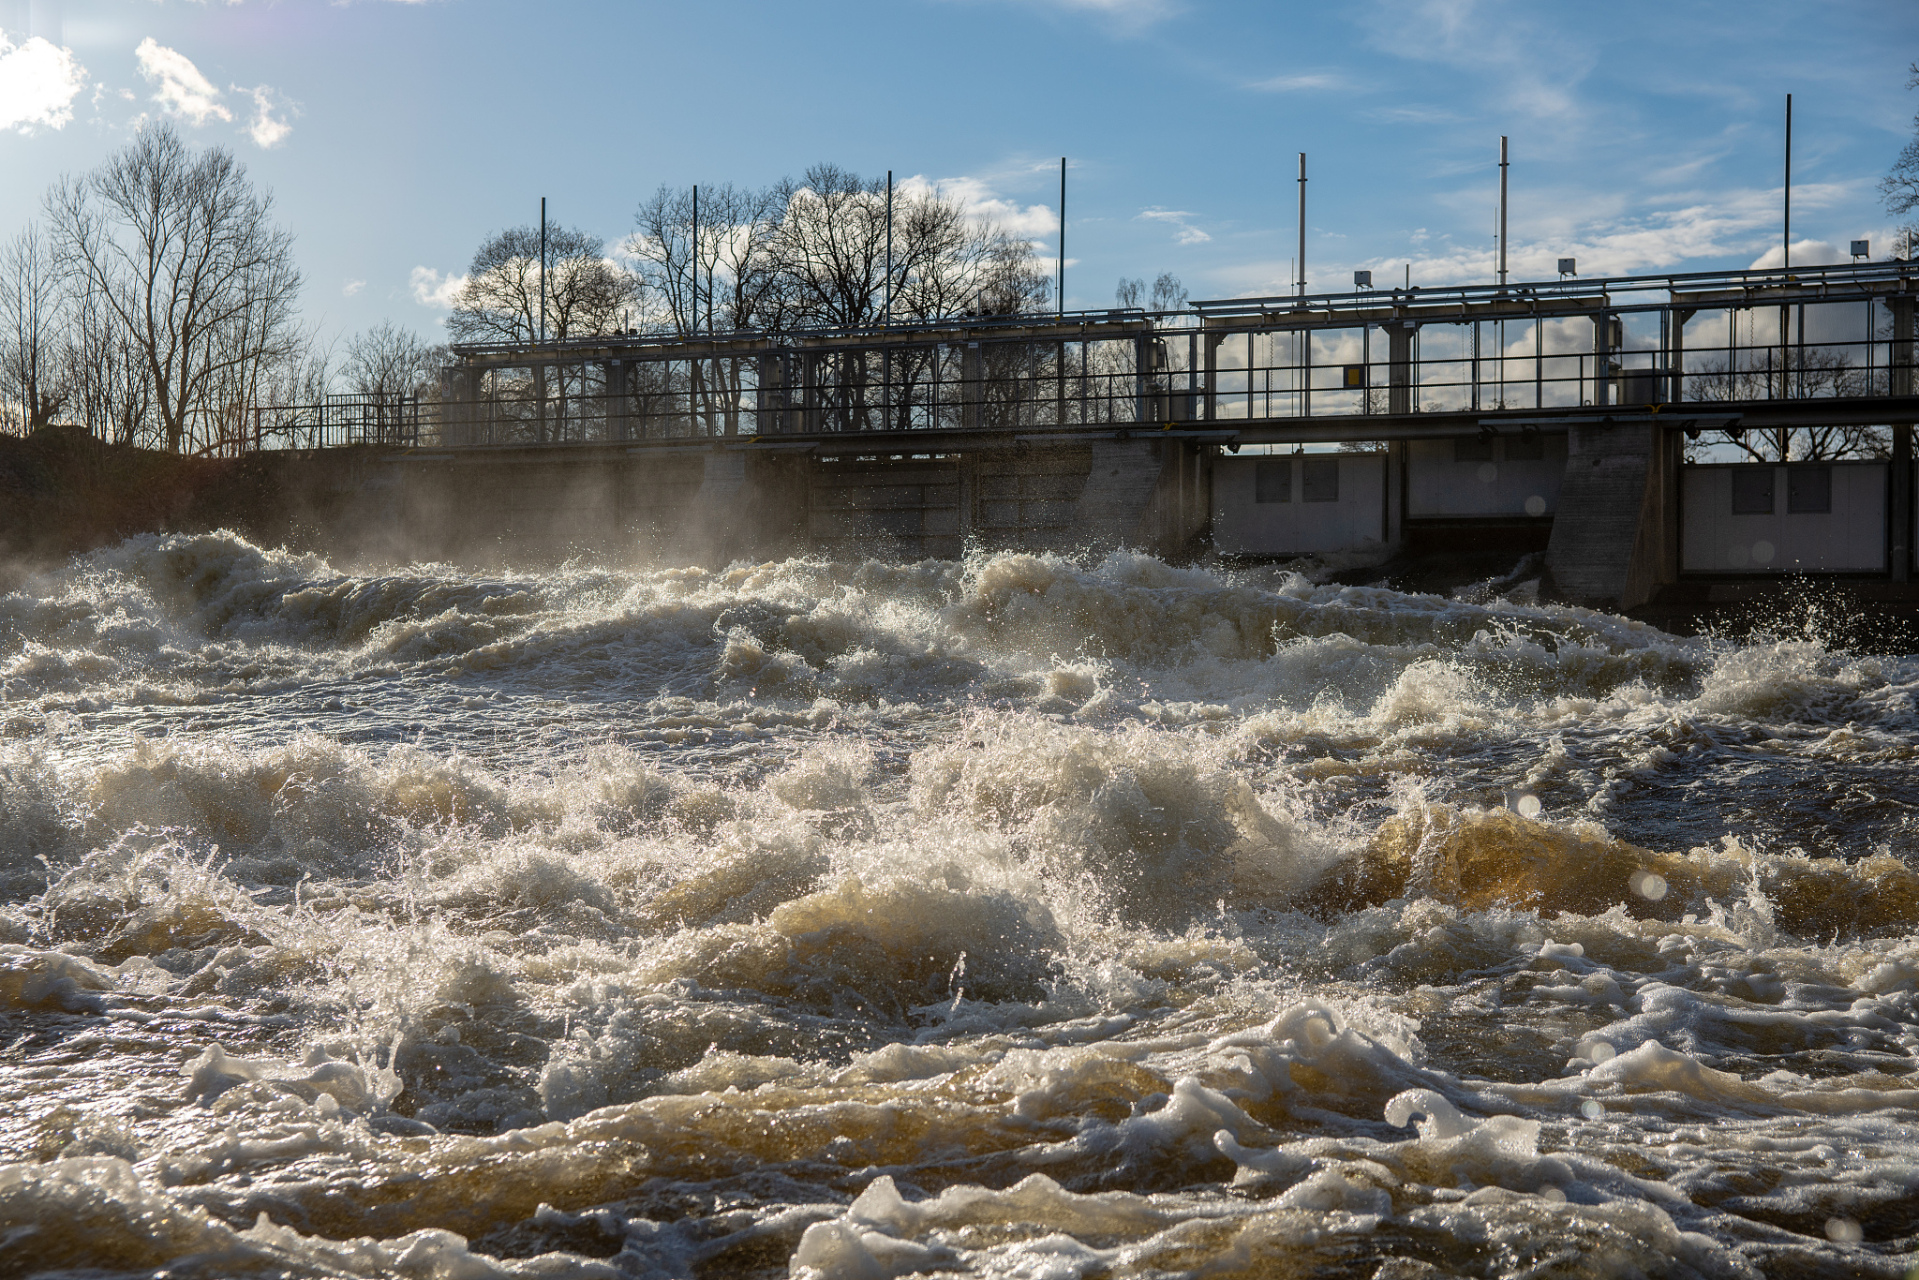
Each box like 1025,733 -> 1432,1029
1893,424 -> 1911,583
1201,330 -> 1226,421
604,360 -> 630,442
801,351 -> 820,434
1546,418 -> 1662,608
961,343 -> 982,433
1386,322 -> 1414,416
1660,424 -> 1683,585
756,352 -> 786,435
1137,334 -> 1166,424
1592,313 -> 1613,407
1671,308 -> 1693,404
1895,296 -> 1914,582
438,366 -> 466,446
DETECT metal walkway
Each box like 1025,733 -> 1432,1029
434,261 -> 1919,452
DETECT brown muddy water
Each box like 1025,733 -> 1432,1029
3,532 -> 1919,1278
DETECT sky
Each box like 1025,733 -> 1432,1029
2,0 -> 1915,351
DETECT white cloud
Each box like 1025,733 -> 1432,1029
343,279 -> 366,297
1345,181 -> 1856,287
1023,0 -> 1179,30
242,85 -> 292,148
1137,207 -> 1211,245
0,34 -> 86,133
897,173 -> 1058,239
1250,72 -> 1346,93
1748,240 -> 1847,270
1200,181 -> 1863,300
410,266 -> 464,310
136,37 -> 230,125
1359,0 -> 1593,127
1361,104 -> 1460,125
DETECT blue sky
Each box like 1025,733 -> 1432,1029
2,0 -> 1915,349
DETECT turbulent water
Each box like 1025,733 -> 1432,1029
3,532 -> 1919,1279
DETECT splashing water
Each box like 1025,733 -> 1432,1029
2,531 -> 1918,1277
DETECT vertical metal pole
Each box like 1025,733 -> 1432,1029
1302,325 -> 1312,416
539,197 -> 547,344
1296,153 -> 1307,296
1362,324 -> 1371,415
1672,309 -> 1688,403
1498,136 -> 1509,288
690,185 -> 698,336
1593,312 -> 1611,407
885,170 -> 893,329
1892,296 -> 1914,580
1796,301 -> 1806,398
1784,94 -> 1792,271
1057,157 -> 1066,316
1247,332 -> 1254,419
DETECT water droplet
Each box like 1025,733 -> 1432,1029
1588,1041 -> 1616,1063
1579,1099 -> 1605,1120
1825,1216 -> 1863,1244
1752,539 -> 1776,564
1515,793 -> 1541,819
1630,870 -> 1669,902
1539,1185 -> 1567,1203
1477,462 -> 1499,483
1525,494 -> 1547,516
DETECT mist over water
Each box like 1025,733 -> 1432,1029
3,531 -> 1919,1278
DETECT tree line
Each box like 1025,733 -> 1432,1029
446,163 -> 1050,346
12,75 -> 1919,456
0,125 -> 439,452
2,135 -> 1058,453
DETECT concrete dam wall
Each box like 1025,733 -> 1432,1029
374,437 -> 1213,569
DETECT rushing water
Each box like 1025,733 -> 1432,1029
3,531 -> 1919,1279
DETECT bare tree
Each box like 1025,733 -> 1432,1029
1683,348 -> 1886,460
1149,273 -> 1188,312
447,224 -> 640,345
342,321 -> 442,399
629,183 -> 783,336
762,165 -> 1046,328
65,274 -> 153,446
45,123 -> 303,454
1116,277 -> 1143,309
0,224 -> 67,435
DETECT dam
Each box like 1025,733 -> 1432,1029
267,260 -> 1918,616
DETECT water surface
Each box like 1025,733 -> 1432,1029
2,532 -> 1916,1278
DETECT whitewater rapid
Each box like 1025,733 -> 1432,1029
2,531 -> 1918,1278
